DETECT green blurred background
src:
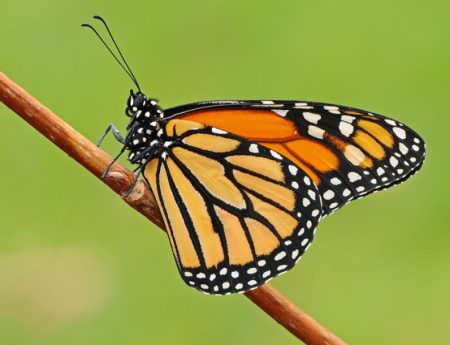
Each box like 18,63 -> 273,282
1,1 -> 449,344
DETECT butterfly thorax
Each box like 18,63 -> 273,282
124,90 -> 167,165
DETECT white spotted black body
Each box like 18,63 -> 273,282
124,90 -> 166,165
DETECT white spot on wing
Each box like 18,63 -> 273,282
390,156 -> 399,167
324,105 -> 341,114
344,145 -> 366,166
341,115 -> 355,123
303,112 -> 321,124
348,172 -> 362,182
249,144 -> 259,153
308,189 -> 316,200
393,127 -> 406,139
288,165 -> 298,176
212,128 -> 227,134
274,251 -> 287,261
339,121 -> 354,137
330,177 -> 341,185
294,102 -> 313,109
270,150 -> 283,160
272,109 -> 289,117
323,190 -> 335,200
308,125 -> 325,139
376,167 -> 385,176
385,119 -> 397,126
247,267 -> 257,274
399,143 -> 409,155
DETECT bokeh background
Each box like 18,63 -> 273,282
1,1 -> 449,344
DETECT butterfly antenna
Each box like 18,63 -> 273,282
92,16 -> 141,92
81,21 -> 141,91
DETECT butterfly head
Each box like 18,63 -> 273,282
125,90 -> 166,165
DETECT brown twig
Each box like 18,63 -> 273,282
0,71 -> 347,345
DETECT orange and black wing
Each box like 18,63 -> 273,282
144,119 -> 322,295
165,100 -> 426,215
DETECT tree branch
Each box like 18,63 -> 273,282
0,71 -> 347,345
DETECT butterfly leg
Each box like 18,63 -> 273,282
101,146 -> 126,178
97,123 -> 125,147
123,166 -> 143,197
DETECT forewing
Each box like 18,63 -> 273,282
165,100 -> 426,215
144,119 -> 323,295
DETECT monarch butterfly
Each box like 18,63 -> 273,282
83,17 -> 426,295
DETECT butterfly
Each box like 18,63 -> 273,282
83,17 -> 426,295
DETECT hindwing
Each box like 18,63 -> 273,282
144,119 -> 323,294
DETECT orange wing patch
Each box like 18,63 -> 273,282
245,218 -> 280,256
182,109 -> 298,140
233,170 -> 295,211
261,142 -> 321,185
353,130 -> 385,160
180,109 -> 331,186
165,119 -> 205,137
172,146 -> 246,209
357,120 -> 394,148
214,206 -> 254,265
165,157 -> 225,268
183,133 -> 240,153
284,139 -> 339,172
226,155 -> 285,183
146,159 -> 201,269
245,192 -> 298,239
